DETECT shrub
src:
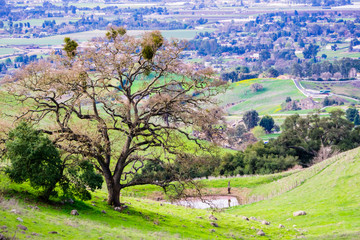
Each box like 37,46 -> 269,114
250,83 -> 264,92
4,122 -> 103,201
5,122 -> 63,200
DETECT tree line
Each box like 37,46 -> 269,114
197,110 -> 360,177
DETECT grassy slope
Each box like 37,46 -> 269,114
1,147 -> 360,239
218,78 -> 307,115
0,173 -> 298,240
230,147 -> 360,239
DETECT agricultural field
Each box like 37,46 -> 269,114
10,17 -> 81,27
0,47 -> 17,56
301,80 -> 360,100
0,29 -> 214,47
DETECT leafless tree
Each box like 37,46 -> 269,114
320,72 -> 332,81
5,28 -> 226,206
333,72 -> 342,80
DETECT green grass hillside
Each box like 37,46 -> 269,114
218,78 -> 307,115
230,147 -> 360,239
1,147 -> 360,239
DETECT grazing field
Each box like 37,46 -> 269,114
301,80 -> 360,99
218,78 -> 307,115
230,147 -> 360,239
1,146 -> 359,239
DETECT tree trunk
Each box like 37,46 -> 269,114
105,177 -> 121,206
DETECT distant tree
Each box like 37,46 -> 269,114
331,44 -> 338,51
250,83 -> 263,92
285,97 -> 292,102
354,114 -> 360,126
273,124 -> 280,132
346,108 -> 359,122
243,110 -> 260,130
227,124 -> 247,144
236,66 -> 250,73
323,96 -> 330,107
267,67 -> 279,77
303,43 -> 320,60
251,126 -> 265,139
349,68 -> 357,78
333,72 -> 342,80
312,74 -> 319,80
63,37 -> 78,58
69,5 -> 77,14
291,63 -> 303,77
259,115 -> 275,133
349,41 -> 354,52
299,38 -> 305,48
259,50 -> 271,61
320,72 -> 332,80
321,54 -> 327,59
291,101 -> 301,110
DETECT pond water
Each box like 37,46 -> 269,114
170,195 -> 239,209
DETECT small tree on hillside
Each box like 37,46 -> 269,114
259,50 -> 271,62
243,110 -> 259,130
251,126 -> 265,139
333,72 -> 342,80
250,83 -> 263,92
303,43 -> 320,60
5,122 -> 63,200
349,68 -> 357,78
320,72 -> 332,80
4,122 -> 104,201
267,67 -> 279,78
259,115 -> 275,133
323,96 -> 330,107
346,108 -> 359,122
354,114 -> 360,126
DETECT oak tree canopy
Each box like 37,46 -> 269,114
7,28 -> 225,206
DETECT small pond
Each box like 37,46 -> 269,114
170,195 -> 239,209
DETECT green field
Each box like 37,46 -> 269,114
0,29 -> 214,46
218,78 -> 307,115
0,48 -> 17,56
230,147 -> 360,239
10,17 -> 81,27
301,80 -> 360,99
1,145 -> 359,239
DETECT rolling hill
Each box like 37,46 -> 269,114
0,147 -> 359,239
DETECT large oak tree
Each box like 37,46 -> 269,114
6,28 -> 225,206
